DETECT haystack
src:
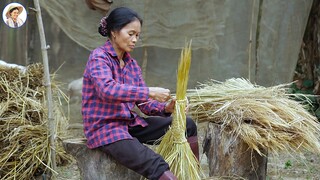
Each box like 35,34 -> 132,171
0,63 -> 71,180
187,78 -> 320,155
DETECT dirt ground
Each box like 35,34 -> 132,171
267,152 -> 320,180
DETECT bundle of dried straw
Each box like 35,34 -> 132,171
0,63 -> 71,180
156,41 -> 202,180
188,78 -> 320,155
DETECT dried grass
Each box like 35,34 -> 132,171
0,63 -> 71,180
187,78 -> 320,156
156,41 -> 203,180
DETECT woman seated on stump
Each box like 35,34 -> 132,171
81,7 -> 199,180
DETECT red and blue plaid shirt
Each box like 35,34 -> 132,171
82,40 -> 169,149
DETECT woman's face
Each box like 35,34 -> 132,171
112,19 -> 141,54
10,9 -> 19,20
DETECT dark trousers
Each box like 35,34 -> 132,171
99,116 -> 197,179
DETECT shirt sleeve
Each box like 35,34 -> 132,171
138,100 -> 172,117
87,50 -> 149,102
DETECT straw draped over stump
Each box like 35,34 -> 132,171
188,78 -> 320,155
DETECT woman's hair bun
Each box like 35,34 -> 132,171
98,16 -> 108,37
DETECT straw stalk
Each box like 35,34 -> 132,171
156,41 -> 202,180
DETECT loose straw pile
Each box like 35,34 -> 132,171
156,41 -> 202,180
0,64 -> 71,180
187,78 -> 320,155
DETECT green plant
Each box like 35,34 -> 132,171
284,160 -> 292,169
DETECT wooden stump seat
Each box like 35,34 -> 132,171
203,123 -> 268,180
62,138 -> 142,180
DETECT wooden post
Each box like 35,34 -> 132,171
33,0 -> 57,172
203,123 -> 268,179
63,138 -> 142,180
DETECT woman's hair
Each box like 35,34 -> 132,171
99,7 -> 143,37
9,7 -> 19,14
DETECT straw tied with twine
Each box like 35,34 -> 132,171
187,78 -> 320,156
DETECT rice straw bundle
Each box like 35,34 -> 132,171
0,63 -> 71,180
156,41 -> 202,180
187,78 -> 320,155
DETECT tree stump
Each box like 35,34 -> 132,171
62,138 -> 142,180
203,123 -> 268,180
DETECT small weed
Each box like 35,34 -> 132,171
284,160 -> 292,169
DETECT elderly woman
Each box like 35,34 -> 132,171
82,7 -> 199,180
5,5 -> 24,28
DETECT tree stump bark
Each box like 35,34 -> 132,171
62,138 -> 142,180
203,123 -> 268,180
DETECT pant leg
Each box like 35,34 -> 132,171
129,116 -> 197,144
99,138 -> 169,180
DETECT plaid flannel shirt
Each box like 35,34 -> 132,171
82,40 -> 168,149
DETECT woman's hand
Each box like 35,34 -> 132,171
148,87 -> 171,102
164,98 -> 190,114
164,98 -> 176,113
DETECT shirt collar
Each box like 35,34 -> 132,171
104,40 -> 132,62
